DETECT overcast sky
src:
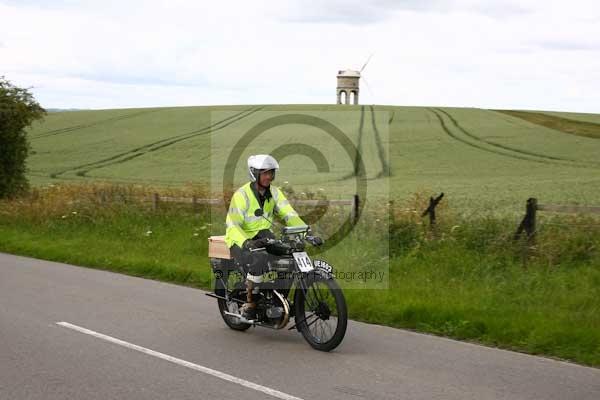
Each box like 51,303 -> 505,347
1,0 -> 599,112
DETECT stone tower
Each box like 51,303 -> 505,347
336,70 -> 360,105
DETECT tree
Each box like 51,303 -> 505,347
0,76 -> 45,198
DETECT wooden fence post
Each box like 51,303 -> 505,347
351,194 -> 360,225
514,197 -> 538,266
421,193 -> 444,232
152,193 -> 159,212
514,197 -> 537,244
192,195 -> 198,213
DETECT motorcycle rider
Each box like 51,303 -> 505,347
225,154 -> 312,320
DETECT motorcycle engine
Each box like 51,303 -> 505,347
261,290 -> 290,329
266,306 -> 284,319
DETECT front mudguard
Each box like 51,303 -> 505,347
312,259 -> 334,280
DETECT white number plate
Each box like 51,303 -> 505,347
293,252 -> 314,272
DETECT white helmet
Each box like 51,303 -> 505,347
248,154 -> 279,182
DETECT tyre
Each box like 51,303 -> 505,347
215,270 -> 251,331
294,277 -> 347,351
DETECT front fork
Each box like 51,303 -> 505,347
288,266 -> 334,331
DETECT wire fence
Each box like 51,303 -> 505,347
147,193 -> 361,225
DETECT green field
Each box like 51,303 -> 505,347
26,105 -> 600,214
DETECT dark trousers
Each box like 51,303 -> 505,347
229,229 -> 275,278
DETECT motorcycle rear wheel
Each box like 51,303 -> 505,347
215,270 -> 251,331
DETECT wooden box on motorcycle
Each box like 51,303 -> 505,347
208,236 -> 232,259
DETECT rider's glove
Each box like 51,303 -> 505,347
243,237 -> 270,250
307,236 -> 324,246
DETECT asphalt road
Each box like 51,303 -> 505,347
1,252 -> 599,400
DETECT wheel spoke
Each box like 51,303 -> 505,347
319,320 -> 327,341
322,320 -> 333,342
311,282 -> 325,303
298,312 -> 318,327
305,314 -> 320,329
308,318 -> 321,341
307,290 -> 320,310
312,285 -> 323,302
325,318 -> 334,339
316,320 -> 325,342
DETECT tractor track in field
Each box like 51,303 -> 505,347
73,107 -> 262,177
435,108 -> 600,168
369,105 -> 391,178
27,170 -> 196,186
341,106 -> 365,181
429,108 -> 598,169
355,105 -> 366,176
30,109 -> 166,139
340,105 -> 390,181
429,108 -> 555,165
50,107 -> 262,178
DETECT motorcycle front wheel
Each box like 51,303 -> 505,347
294,277 -> 347,351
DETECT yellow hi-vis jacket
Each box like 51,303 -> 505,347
225,182 -> 306,249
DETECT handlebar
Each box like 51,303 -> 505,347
248,235 -> 324,253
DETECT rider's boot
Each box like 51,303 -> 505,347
240,279 -> 257,320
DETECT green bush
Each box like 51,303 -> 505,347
0,77 -> 45,198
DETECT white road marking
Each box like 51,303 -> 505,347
56,322 -> 304,400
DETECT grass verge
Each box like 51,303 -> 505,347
1,183 -> 599,367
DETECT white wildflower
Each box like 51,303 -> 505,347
71,211 -> 77,215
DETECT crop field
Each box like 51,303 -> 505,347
496,110 -> 600,140
541,110 -> 600,125
26,105 -> 600,215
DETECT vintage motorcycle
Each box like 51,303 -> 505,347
207,224 -> 347,351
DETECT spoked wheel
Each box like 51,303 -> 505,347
295,277 -> 347,351
215,270 -> 251,331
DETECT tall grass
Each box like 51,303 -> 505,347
1,183 -> 599,366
